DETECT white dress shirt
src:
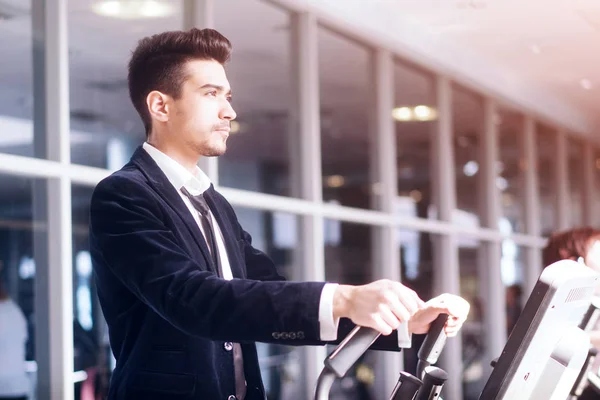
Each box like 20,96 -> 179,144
143,142 -> 411,346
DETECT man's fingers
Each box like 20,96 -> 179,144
404,290 -> 423,315
429,294 -> 470,322
384,291 -> 411,323
444,320 -> 461,330
444,324 -> 462,336
391,284 -> 421,316
446,302 -> 468,319
446,319 -> 459,329
372,314 -> 393,336
444,315 -> 464,337
445,329 -> 458,337
439,294 -> 470,319
379,304 -> 401,331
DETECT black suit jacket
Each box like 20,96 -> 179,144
90,146 -> 401,400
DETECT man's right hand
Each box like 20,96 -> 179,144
332,279 -> 424,336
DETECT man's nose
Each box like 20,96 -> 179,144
220,100 -> 236,121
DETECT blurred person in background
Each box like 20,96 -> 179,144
505,284 -> 523,336
0,260 -> 30,400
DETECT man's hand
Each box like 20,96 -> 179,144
408,293 -> 470,337
333,279 -> 425,336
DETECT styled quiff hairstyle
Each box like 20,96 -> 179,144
542,227 -> 600,268
128,28 -> 232,136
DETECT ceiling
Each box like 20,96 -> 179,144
400,0 -> 600,130
312,0 -> 600,137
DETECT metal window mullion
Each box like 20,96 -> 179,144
183,0 -> 219,184
369,48 -> 403,394
582,144 -> 595,225
432,77 -> 459,292
32,0 -> 74,399
292,11 -> 326,399
523,118 -> 541,237
370,49 -> 397,276
48,175 -> 74,399
183,0 -> 213,32
522,117 -> 542,293
480,98 -> 506,364
556,130 -> 570,230
432,76 -> 462,400
481,99 -> 501,229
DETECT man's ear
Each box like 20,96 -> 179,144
147,91 -> 170,123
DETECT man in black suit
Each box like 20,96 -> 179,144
89,28 -> 469,400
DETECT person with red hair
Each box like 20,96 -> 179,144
543,227 -> 600,274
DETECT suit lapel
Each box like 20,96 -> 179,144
204,185 -> 247,279
130,146 -> 216,274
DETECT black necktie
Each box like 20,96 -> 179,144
181,187 -> 222,274
180,187 -> 246,400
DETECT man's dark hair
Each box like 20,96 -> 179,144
128,28 -> 232,136
542,227 -> 600,268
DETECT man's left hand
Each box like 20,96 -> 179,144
408,293 -> 470,337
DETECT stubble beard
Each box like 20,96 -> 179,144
196,136 -> 227,157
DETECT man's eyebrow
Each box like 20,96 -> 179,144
199,83 -> 232,95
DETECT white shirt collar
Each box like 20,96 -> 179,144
142,142 -> 211,195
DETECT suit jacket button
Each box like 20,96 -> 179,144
289,332 -> 296,339
224,342 -> 233,351
272,332 -> 280,339
227,396 -> 237,400
297,331 -> 305,339
280,332 -> 289,340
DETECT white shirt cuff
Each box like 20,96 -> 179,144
319,283 -> 340,341
397,321 -> 412,348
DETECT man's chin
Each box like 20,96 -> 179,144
202,146 -> 226,157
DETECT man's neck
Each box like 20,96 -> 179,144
146,138 -> 198,173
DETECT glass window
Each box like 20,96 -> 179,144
398,229 -> 436,377
215,0 -> 295,197
319,28 -> 374,209
0,174 -> 47,398
568,138 -> 584,227
459,238 -> 525,399
501,242 -> 526,336
72,184 -> 111,397
324,221 -> 373,285
498,109 -> 525,233
0,0 -> 35,158
536,124 -> 557,236
324,220 -> 376,397
68,1 -> 183,168
453,86 -> 484,224
397,229 -> 435,298
233,207 -> 301,400
394,61 -> 436,220
458,237 -> 489,400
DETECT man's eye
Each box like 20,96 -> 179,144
226,96 -> 233,102
207,91 -> 217,97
